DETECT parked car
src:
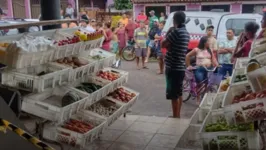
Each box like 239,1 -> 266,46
0,18 -> 40,36
162,11 -> 263,51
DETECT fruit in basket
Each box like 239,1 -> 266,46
79,33 -> 88,41
76,83 -> 102,94
62,91 -> 81,107
56,36 -> 80,46
97,70 -> 120,81
247,60 -> 261,72
62,119 -> 94,134
74,30 -> 81,36
108,87 -> 136,103
0,43 -> 9,48
56,57 -> 88,68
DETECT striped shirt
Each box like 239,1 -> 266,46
165,25 -> 190,71
134,27 -> 147,48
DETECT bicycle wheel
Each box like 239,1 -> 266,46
182,79 -> 191,102
122,46 -> 136,61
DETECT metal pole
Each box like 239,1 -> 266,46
76,0 -> 79,19
41,0 -> 61,30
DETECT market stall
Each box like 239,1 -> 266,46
177,13 -> 266,150
0,22 -> 139,149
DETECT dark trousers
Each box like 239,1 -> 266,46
218,64 -> 233,79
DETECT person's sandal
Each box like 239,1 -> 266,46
143,66 -> 149,69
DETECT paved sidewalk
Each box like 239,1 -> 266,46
43,115 -> 191,150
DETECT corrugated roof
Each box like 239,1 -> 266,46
132,0 -> 260,4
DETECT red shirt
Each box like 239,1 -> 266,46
137,15 -> 147,22
242,40 -> 253,57
125,23 -> 137,39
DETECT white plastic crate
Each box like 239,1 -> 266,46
246,66 -> 266,92
69,76 -> 113,106
55,57 -> 98,81
97,67 -> 129,91
54,112 -> 106,147
210,92 -> 225,110
234,57 -> 250,69
53,31 -> 84,60
2,62 -> 71,92
230,68 -> 247,85
80,48 -> 116,69
199,110 -> 260,150
81,98 -> 124,126
107,86 -> 140,114
84,37 -> 104,50
222,82 -> 266,123
22,86 -> 88,123
199,93 -> 217,110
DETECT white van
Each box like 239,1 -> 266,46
162,11 -> 262,50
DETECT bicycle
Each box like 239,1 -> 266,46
182,66 -> 223,102
122,39 -> 158,61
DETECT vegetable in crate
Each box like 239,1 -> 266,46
76,83 -> 102,93
97,70 -> 120,81
220,78 -> 230,92
87,100 -> 119,117
55,36 -> 80,46
92,55 -> 104,60
61,119 -> 94,134
62,91 -> 81,107
234,74 -> 247,83
108,87 -> 136,103
56,57 -> 88,68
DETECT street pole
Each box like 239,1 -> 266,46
41,0 -> 61,30
76,0 -> 79,19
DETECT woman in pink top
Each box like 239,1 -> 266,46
102,22 -> 113,51
114,22 -> 126,58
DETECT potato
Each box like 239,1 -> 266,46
65,57 -> 73,63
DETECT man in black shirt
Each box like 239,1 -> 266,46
162,11 -> 190,118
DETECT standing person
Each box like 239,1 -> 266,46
154,21 -> 165,74
79,15 -> 95,33
233,22 -> 259,59
65,4 -> 74,19
119,12 -> 129,26
149,10 -> 158,29
101,22 -> 113,51
206,25 -> 218,52
218,29 -> 237,78
137,10 -> 147,23
161,11 -> 190,118
111,27 -> 119,54
159,12 -> 166,22
146,20 -> 159,63
114,23 -> 126,58
134,21 -> 148,69
125,18 -> 138,41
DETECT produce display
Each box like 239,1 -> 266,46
0,42 -> 9,48
56,57 -> 88,68
91,55 -> 104,60
55,36 -> 80,46
205,117 -> 254,132
232,90 -> 266,104
74,30 -> 103,41
61,119 -> 93,134
108,87 -> 136,103
97,70 -> 120,81
234,74 -> 247,83
204,137 -> 249,150
247,60 -> 261,73
86,99 -> 120,117
62,91 -> 81,107
76,83 -> 102,94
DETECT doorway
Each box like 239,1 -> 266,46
170,6 -> 186,13
145,6 -> 166,19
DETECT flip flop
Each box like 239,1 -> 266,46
157,71 -> 163,74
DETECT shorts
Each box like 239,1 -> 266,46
156,47 -> 162,58
135,48 -> 147,57
148,40 -> 155,48
165,68 -> 185,100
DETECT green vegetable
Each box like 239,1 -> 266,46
62,91 -> 81,107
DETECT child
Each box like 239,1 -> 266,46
111,27 -> 119,54
154,21 -> 165,74
134,21 -> 148,69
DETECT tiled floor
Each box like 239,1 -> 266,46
41,115 -> 190,150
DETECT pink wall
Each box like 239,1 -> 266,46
231,3 -> 242,13
24,0 -> 31,18
134,4 -> 144,19
7,0 -> 13,17
186,3 -> 200,11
